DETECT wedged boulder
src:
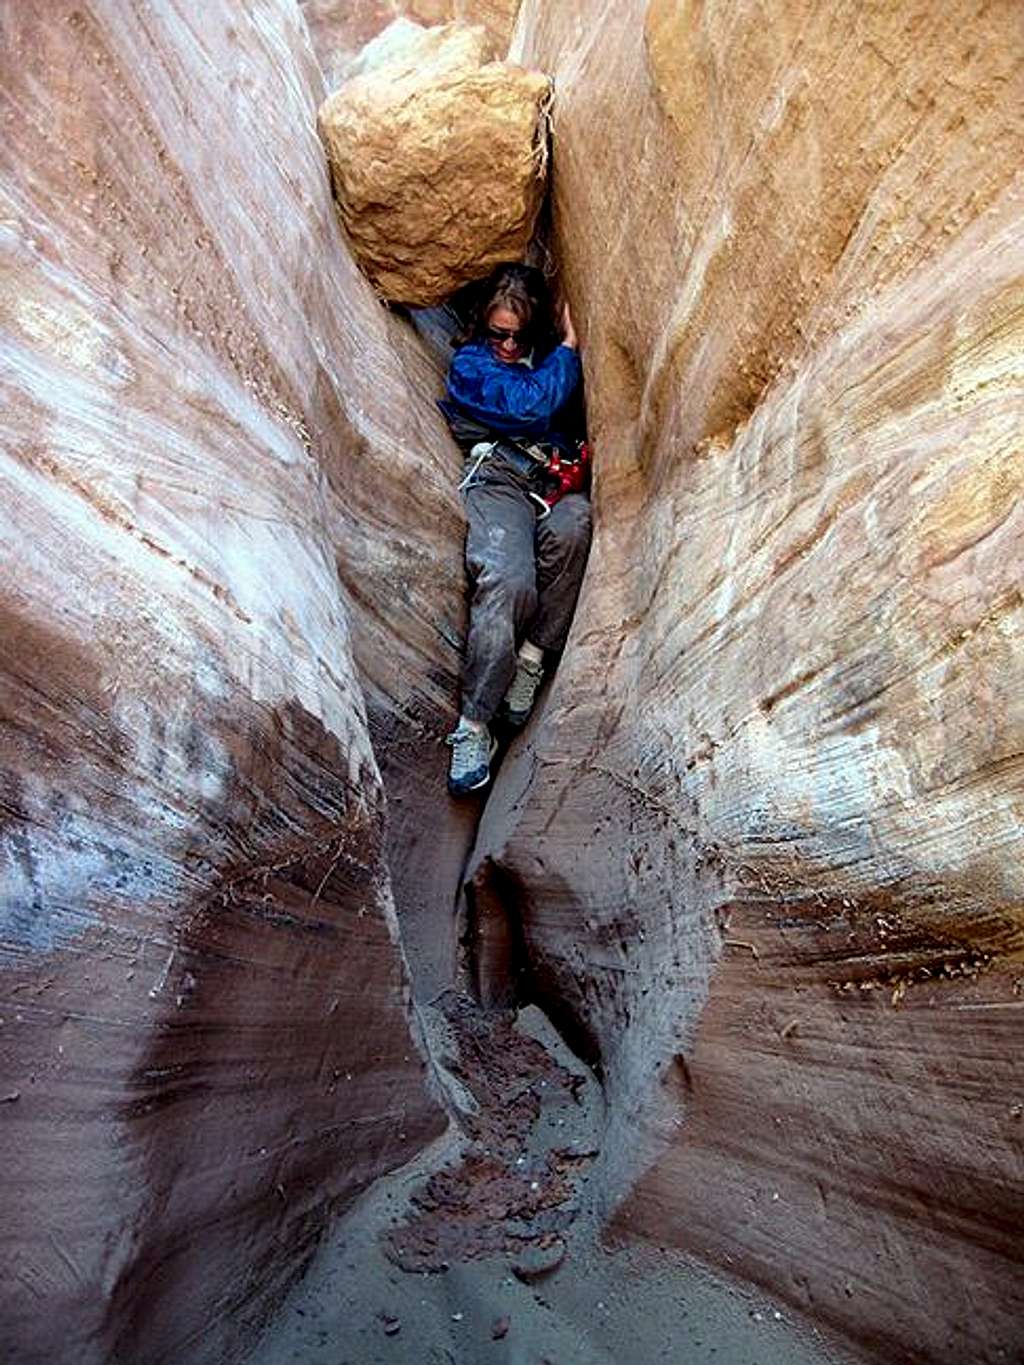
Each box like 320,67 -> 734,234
466,2 -> 1024,1361
317,20 -> 550,305
0,2 -> 472,1361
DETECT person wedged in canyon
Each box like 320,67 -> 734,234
440,263 -> 591,796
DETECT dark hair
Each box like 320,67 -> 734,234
463,262 -> 559,355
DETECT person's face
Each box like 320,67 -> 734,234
485,305 -> 528,363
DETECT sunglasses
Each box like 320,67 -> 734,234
485,325 -> 527,343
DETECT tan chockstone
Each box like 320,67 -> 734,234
317,21 -> 550,306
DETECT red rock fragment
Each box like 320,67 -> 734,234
510,1236 -> 567,1283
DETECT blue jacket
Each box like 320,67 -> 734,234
444,342 -> 583,446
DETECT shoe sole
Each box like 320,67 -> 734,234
448,772 -> 491,796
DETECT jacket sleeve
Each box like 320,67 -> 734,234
445,344 -> 582,434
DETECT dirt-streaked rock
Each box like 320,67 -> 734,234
464,3 -> 1024,1361
4,2 -> 1023,1363
0,3 -> 471,1362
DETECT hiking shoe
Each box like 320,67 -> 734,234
498,656 -> 545,730
446,723 -> 496,796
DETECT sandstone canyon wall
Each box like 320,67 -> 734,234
464,2 -> 1024,1361
3,3 -> 1023,1364
0,4 -> 474,1363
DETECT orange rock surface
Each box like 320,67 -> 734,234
465,3 -> 1024,1360
318,21 -> 550,306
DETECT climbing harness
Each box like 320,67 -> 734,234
458,437 -> 588,516
441,398 -> 590,513
451,432 -> 589,518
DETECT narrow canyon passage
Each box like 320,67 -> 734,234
241,610 -> 854,1363
248,993 -> 851,1365
2,4 -> 1022,1365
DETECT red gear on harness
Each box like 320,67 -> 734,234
543,441 -> 591,508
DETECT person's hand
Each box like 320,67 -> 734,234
561,301 -> 578,350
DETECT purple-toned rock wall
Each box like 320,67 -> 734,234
3,3 -> 1022,1363
0,4 -> 472,1360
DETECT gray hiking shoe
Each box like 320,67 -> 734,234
446,723 -> 496,796
499,656 -> 545,730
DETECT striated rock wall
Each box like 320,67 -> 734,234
4,2 -> 1022,1361
468,2 -> 1024,1360
0,3 -> 472,1362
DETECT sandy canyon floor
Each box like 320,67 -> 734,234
251,999 -> 854,1365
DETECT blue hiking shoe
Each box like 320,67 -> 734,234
446,722 -> 497,796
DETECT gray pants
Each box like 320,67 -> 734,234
461,462 -> 592,723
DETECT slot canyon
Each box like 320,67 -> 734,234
1,2 -> 1022,1363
